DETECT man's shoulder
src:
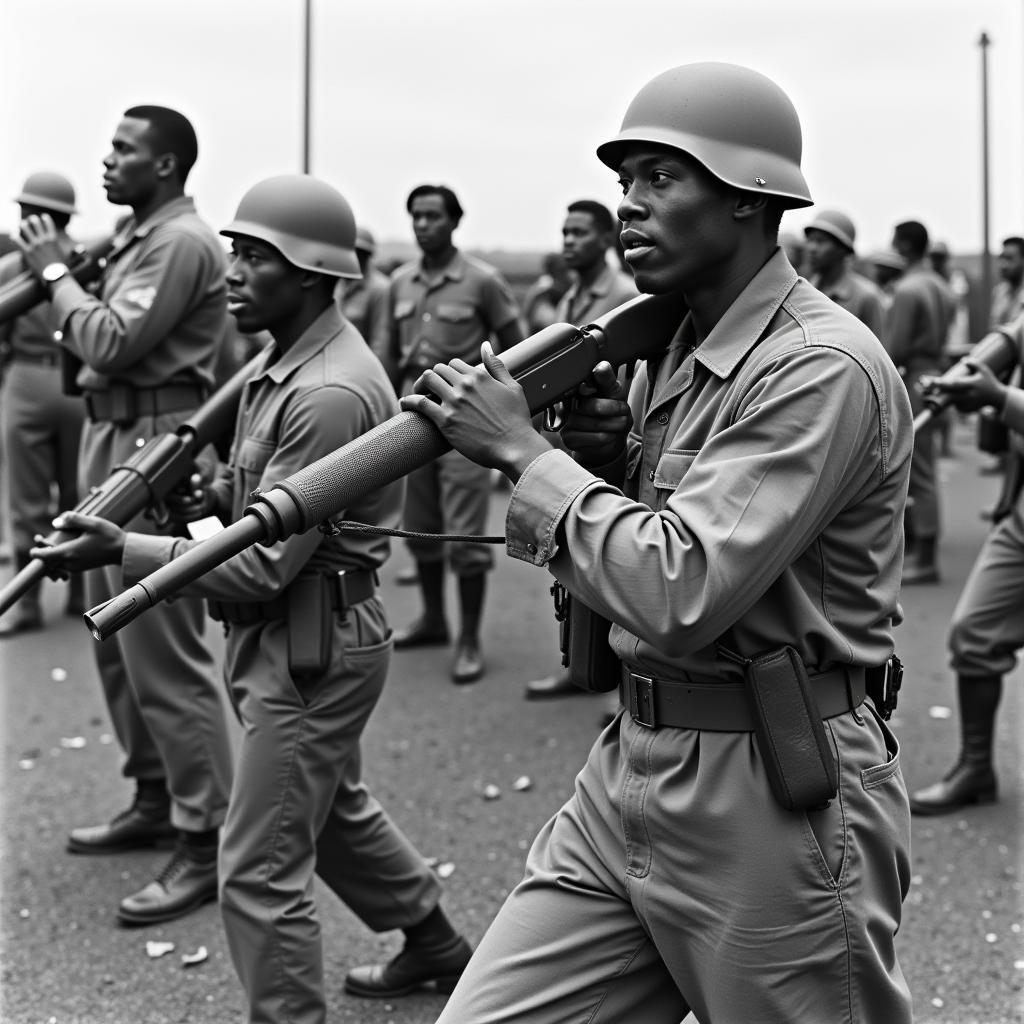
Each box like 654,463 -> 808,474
460,252 -> 510,285
784,278 -> 889,358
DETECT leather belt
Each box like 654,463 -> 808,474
11,352 -> 61,367
207,568 -> 378,625
84,383 -> 207,423
619,665 -> 866,732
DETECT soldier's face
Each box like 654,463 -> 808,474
410,194 -> 455,255
616,143 -> 737,295
102,118 -> 162,207
804,229 -> 846,276
998,245 -> 1024,284
225,236 -> 306,335
561,212 -> 608,272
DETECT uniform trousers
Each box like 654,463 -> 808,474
1,362 -> 83,551
80,415 -> 233,831
949,491 -> 1024,679
903,364 -> 940,540
404,448 -> 494,574
219,597 -> 441,1024
438,704 -> 912,1024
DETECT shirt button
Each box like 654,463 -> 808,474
422,312 -> 432,322
527,542 -> 538,555
657,412 -> 669,424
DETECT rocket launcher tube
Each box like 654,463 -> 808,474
85,291 -> 689,640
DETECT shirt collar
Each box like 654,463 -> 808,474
119,196 -> 197,244
258,304 -> 348,384
694,248 -> 799,380
412,249 -> 465,285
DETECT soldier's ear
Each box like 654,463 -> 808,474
155,153 -> 178,182
733,190 -> 768,223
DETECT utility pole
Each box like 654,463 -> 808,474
302,0 -> 312,173
979,31 -> 992,308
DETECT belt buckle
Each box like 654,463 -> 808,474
627,672 -> 656,728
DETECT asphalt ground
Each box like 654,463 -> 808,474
1,415 -> 1022,1024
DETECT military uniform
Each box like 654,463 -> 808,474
884,260 -> 954,548
340,264 -> 390,372
556,262 -> 637,326
0,250 -> 85,615
438,250 -> 914,1023
49,196 -> 233,834
808,265 -> 885,339
121,306 -> 441,1024
388,250 -> 519,575
990,279 -> 1024,328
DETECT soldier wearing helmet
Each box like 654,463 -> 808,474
338,224 -> 392,371
15,106 -> 234,929
31,174 -> 472,1022
403,62 -> 914,1023
803,208 -> 885,338
0,171 -> 86,635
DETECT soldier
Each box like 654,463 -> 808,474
803,209 -> 885,338
339,225 -> 391,374
525,199 -> 636,701
886,219 -> 954,585
0,172 -> 86,634
520,252 -> 570,334
386,184 -> 522,684
990,236 -> 1024,326
867,249 -> 906,303
31,175 -> 472,1023
15,106 -> 233,925
908,313 -> 1024,815
404,62 -> 914,1022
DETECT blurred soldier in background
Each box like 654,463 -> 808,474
909,312 -> 1024,815
32,174 -> 472,1022
387,184 -> 522,684
0,172 -> 86,635
803,209 -> 885,338
778,230 -> 805,275
15,106 -> 233,925
524,198 -> 636,702
990,236 -> 1024,326
339,225 -> 391,374
867,250 -> 905,303
520,252 -> 570,334
886,219 -> 954,584
928,242 -> 971,358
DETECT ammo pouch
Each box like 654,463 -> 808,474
740,646 -> 839,812
551,581 -> 619,693
207,568 -> 377,679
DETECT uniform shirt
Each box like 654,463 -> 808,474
388,249 -> 519,388
0,248 -> 68,359
884,261 -> 954,370
990,279 -> 1024,328
556,263 -> 638,326
49,196 -> 227,391
122,305 -> 402,599
808,265 -> 885,340
504,248 -> 912,683
339,264 -> 390,367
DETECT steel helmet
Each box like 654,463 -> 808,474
15,171 -> 77,215
597,62 -> 812,209
804,209 -> 856,252
221,175 -> 361,279
867,250 -> 906,272
354,226 -> 376,256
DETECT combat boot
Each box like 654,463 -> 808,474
910,675 -> 1001,815
67,779 -> 175,853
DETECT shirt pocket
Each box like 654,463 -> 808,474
434,302 -> 481,356
233,434 -> 276,495
651,449 -> 699,511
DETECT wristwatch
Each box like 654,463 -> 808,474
41,262 -> 70,287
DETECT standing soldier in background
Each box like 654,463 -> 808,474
339,225 -> 392,375
803,209 -> 885,338
524,198 -> 636,702
15,106 -> 233,925
990,236 -> 1024,326
886,219 -> 954,585
32,175 -> 472,1023
387,184 -> 522,684
866,250 -> 905,304
0,172 -> 86,635
909,312 -> 1024,815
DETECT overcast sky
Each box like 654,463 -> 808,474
2,0 -> 1022,257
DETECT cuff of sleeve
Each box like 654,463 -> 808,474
505,449 -> 599,565
122,533 -> 181,586
1001,387 -> 1024,436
